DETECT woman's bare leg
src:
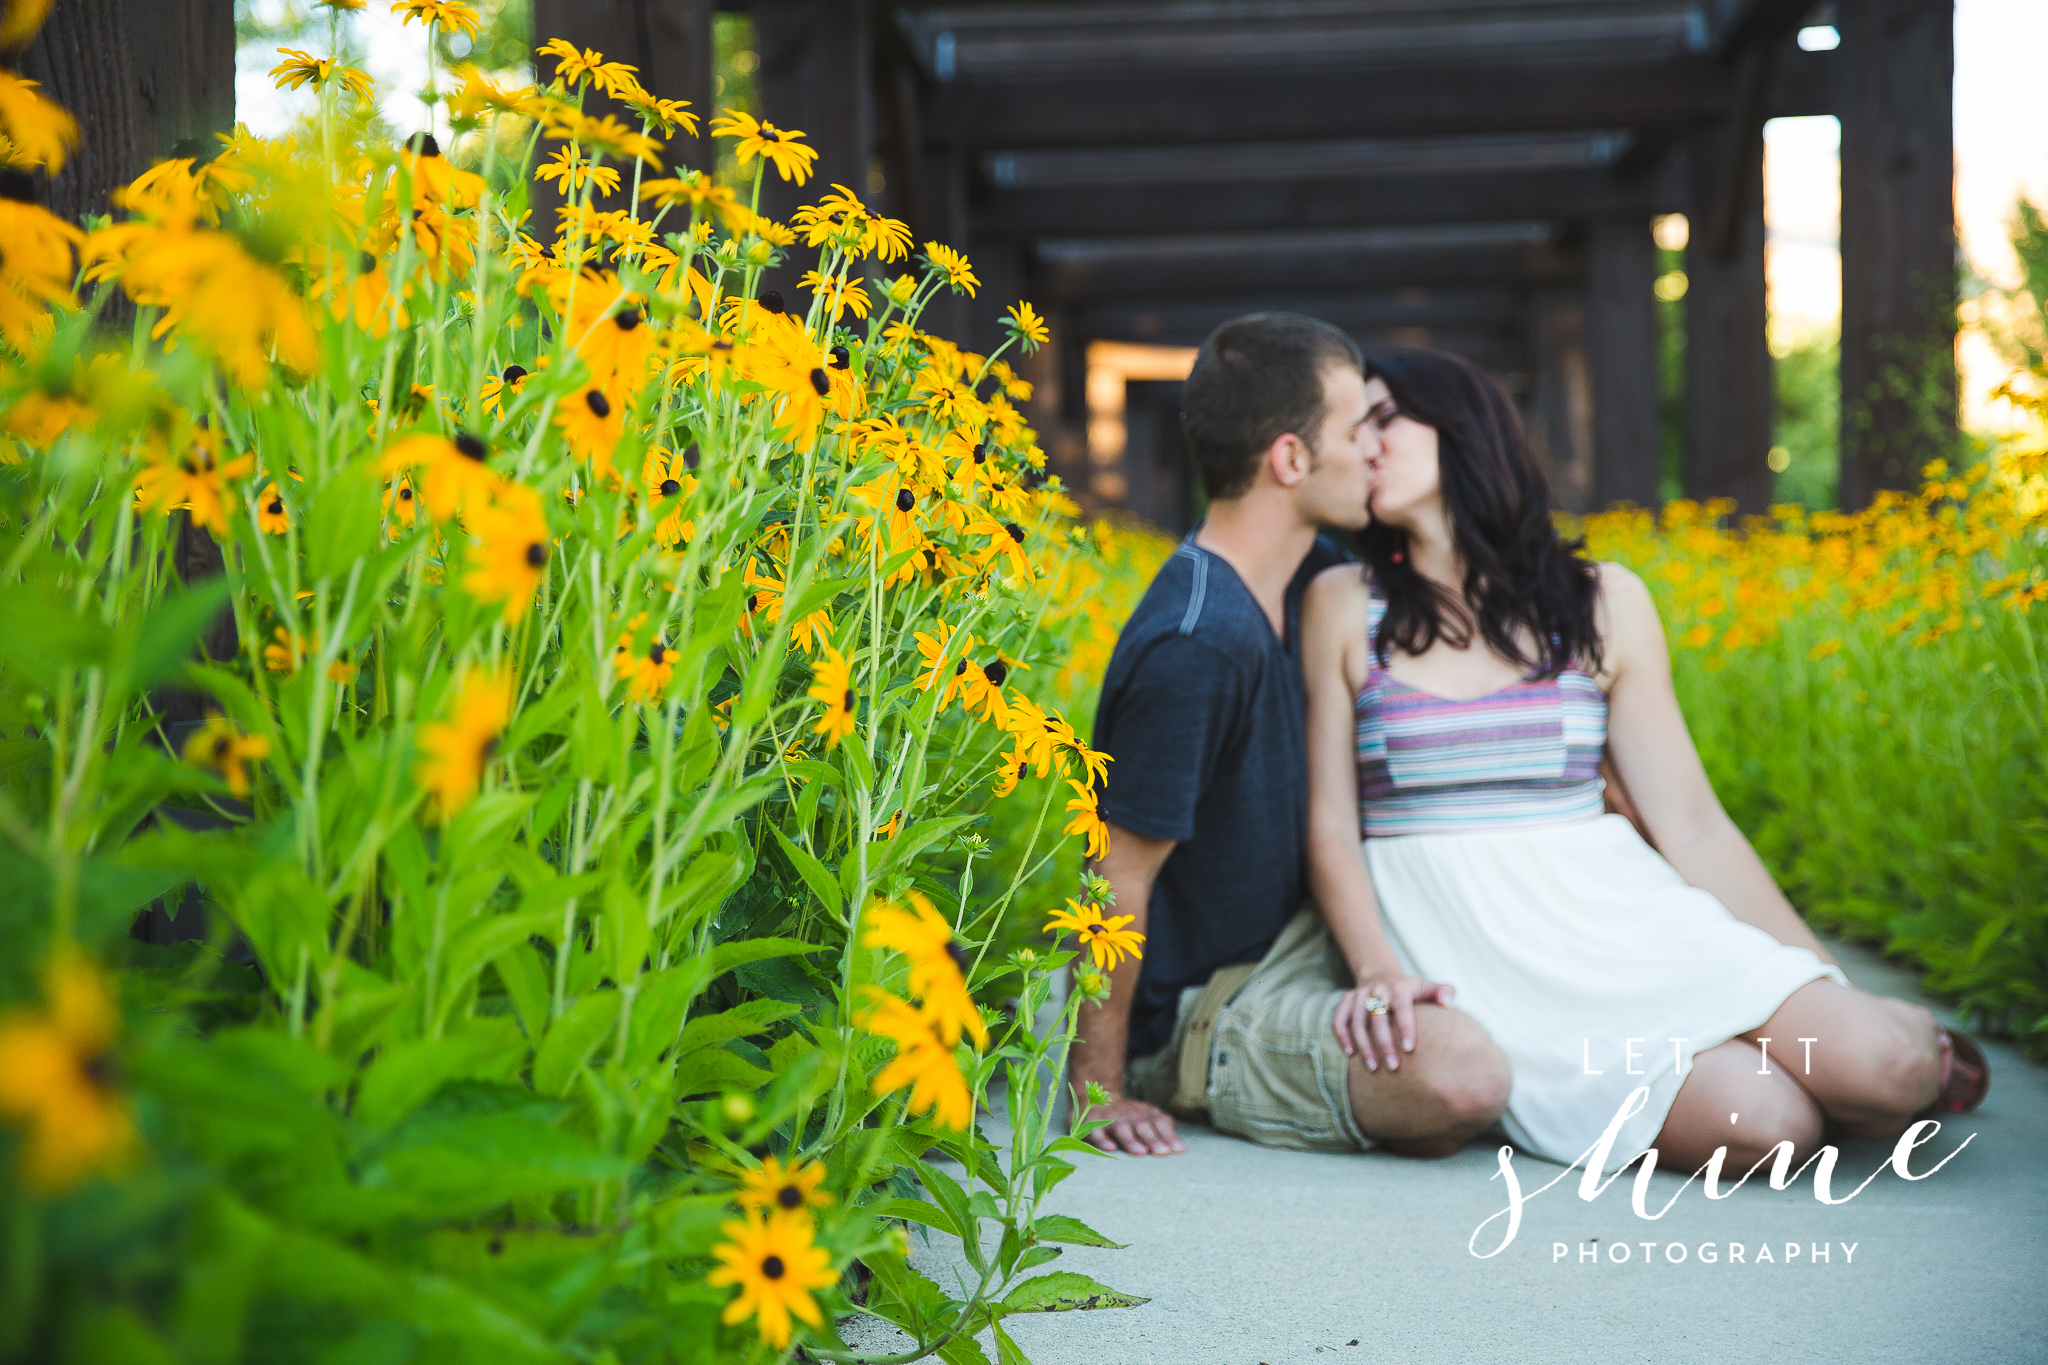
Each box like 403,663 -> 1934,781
1739,979 -> 1943,1141
1654,1039 -> 1825,1173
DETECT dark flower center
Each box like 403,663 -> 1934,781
398,486 -> 414,501
894,488 -> 914,513
649,643 -> 667,665
984,659 -> 1007,687
758,290 -> 786,315
1005,522 -> 1025,544
809,367 -> 830,396
841,688 -> 855,710
267,498 -> 284,515
945,941 -> 971,974
502,364 -> 528,385
829,345 -> 850,370
746,594 -> 758,612
777,1185 -> 804,1209
358,250 -> 377,273
762,1255 -> 786,1279
80,1052 -> 115,1089
407,132 -> 442,158
454,431 -> 487,461
954,659 -> 966,676
524,542 -> 547,568
613,308 -> 641,331
212,736 -> 233,758
972,442 -> 986,464
660,478 -> 681,497
585,389 -> 612,418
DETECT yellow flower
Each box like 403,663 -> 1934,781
1044,898 -> 1144,971
709,108 -> 818,184
390,0 -> 480,39
268,49 -> 374,100
256,482 -> 291,534
642,447 -> 697,547
311,246 -> 409,336
416,666 -> 514,820
131,425 -> 255,535
707,1208 -> 837,1350
911,621 -> 973,705
0,70 -> 79,172
612,614 -> 676,703
807,646 -> 857,748
537,38 -> 643,98
378,430 -> 499,522
478,363 -> 529,417
535,143 -> 621,198
736,1155 -> 834,1215
856,988 -> 973,1130
1808,638 -> 1843,661
446,64 -> 542,120
0,950 -> 134,1192
463,483 -> 551,625
1004,300 -> 1048,349
957,654 -> 1012,730
181,713 -> 269,797
638,171 -> 748,231
0,199 -> 85,351
863,892 -> 987,1049
1062,779 -> 1111,860
619,86 -> 699,137
922,241 -> 978,296
0,0 -> 55,50
555,385 -> 625,477
567,282 -> 657,393
790,184 -> 911,261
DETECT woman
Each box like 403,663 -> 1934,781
1301,349 -> 1989,1173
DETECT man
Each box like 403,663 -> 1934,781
1074,313 -> 1511,1158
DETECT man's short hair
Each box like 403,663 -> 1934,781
1179,312 -> 1363,501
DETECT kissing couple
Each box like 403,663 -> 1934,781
1070,312 -> 1989,1174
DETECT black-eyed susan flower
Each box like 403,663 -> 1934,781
856,988 -> 972,1130
1003,300 -> 1048,350
921,241 -> 977,296
256,482 -> 291,534
391,0 -> 481,40
806,646 -> 856,748
0,198 -> 84,350
966,508 -> 1033,582
863,892 -> 987,1049
378,430 -> 499,522
555,384 -> 624,479
1063,779 -> 1111,860
0,0 -> 56,53
911,620 -> 973,706
312,247 -> 409,336
709,108 -> 818,184
416,666 -> 513,820
132,426 -> 255,535
0,69 -> 78,173
736,1154 -> 834,1215
0,950 -> 134,1192
642,447 -> 697,547
384,476 -> 419,535
462,482 -> 550,625
619,85 -> 698,137
535,143 -> 620,198
181,713 -> 268,797
612,614 -> 675,703
538,37 -> 643,98
958,656 -> 1011,730
1045,898 -> 1144,971
269,48 -> 374,100
706,1208 -> 837,1350
569,285 -> 657,393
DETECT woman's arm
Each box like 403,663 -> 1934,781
1302,566 -> 1458,1069
1596,562 -> 1837,965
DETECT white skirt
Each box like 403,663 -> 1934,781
1363,813 -> 1846,1172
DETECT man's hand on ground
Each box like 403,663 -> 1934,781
1080,1096 -> 1187,1156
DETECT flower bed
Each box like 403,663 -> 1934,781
0,10 -> 1166,1361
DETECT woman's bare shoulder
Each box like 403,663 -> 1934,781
1306,560 -> 1373,608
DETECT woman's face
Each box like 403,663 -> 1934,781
1362,375 -> 1441,530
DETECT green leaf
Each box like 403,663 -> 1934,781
124,578 -> 231,695
532,989 -> 621,1096
353,1019 -> 525,1129
783,574 -> 859,627
0,581 -> 110,687
304,464 -> 383,580
493,941 -> 550,1040
996,1271 -> 1149,1315
438,909 -> 560,1025
674,998 -> 799,1056
769,823 -> 843,918
1030,1214 -> 1126,1249
673,1046 -> 772,1096
866,1196 -> 955,1235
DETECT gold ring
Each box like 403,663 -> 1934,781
1363,994 -> 1389,1016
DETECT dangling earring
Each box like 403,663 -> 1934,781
1391,550 -> 1405,564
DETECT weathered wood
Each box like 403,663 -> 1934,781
927,50 -> 1838,149
1837,0 -> 1956,507
1531,287 -> 1596,513
15,0 -> 233,225
532,0 -> 715,173
1682,121 -> 1774,513
753,0 -> 872,226
977,164 -> 1685,240
1077,288 -> 1528,349
1035,225 -> 1583,303
1587,217 -> 1663,508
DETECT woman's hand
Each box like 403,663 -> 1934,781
1333,974 -> 1458,1071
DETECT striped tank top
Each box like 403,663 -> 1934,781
1355,585 -> 1606,837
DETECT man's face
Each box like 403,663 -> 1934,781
1293,363 -> 1377,531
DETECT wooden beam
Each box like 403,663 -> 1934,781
976,163 -> 1685,239
1704,0 -> 1823,56
1073,288 -> 1528,348
1682,122 -> 1774,514
1837,0 -> 1956,508
1036,225 -> 1582,302
928,49 -> 1837,148
531,1 -> 716,175
1586,218 -> 1663,507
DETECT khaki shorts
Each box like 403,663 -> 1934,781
1125,907 -> 1371,1153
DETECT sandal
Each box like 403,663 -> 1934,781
1915,1027 -> 1990,1119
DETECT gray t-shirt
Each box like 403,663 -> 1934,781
1092,531 -> 1352,1058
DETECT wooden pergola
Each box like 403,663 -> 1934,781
20,0 -> 1957,527
535,0 -> 1953,527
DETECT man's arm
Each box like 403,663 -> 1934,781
1071,822 -> 1185,1156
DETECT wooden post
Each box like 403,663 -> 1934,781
531,0 -> 716,180
1530,287 -> 1595,513
1838,0 -> 1956,507
16,0 -> 234,225
1683,121 -> 1773,514
753,0 -> 872,225
1586,217 -> 1663,508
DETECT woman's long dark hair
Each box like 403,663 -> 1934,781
1360,350 -> 1602,678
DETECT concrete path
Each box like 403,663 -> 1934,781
845,936 -> 2048,1364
